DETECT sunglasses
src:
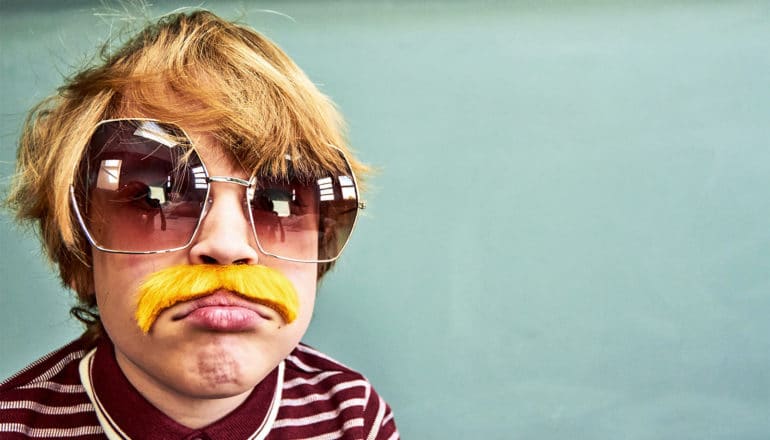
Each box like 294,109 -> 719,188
70,119 -> 364,263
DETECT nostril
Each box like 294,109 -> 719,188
198,255 -> 251,265
200,255 -> 217,264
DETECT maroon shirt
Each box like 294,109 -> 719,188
0,337 -> 398,439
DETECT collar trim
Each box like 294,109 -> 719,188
79,348 -> 129,440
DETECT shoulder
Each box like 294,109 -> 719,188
273,343 -> 399,439
281,342 -> 372,407
0,337 -> 101,438
1,337 -> 92,393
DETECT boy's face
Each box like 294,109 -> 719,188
91,128 -> 318,404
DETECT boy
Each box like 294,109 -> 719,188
0,10 -> 398,439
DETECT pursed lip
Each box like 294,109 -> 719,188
170,290 -> 275,321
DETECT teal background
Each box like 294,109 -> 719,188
1,1 -> 769,438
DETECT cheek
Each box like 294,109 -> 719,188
291,271 -> 317,324
280,275 -> 316,355
268,261 -> 317,326
92,252 -> 183,328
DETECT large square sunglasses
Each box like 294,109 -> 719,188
70,119 -> 364,263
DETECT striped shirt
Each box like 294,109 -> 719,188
0,337 -> 399,439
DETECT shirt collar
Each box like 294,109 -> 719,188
79,338 -> 283,440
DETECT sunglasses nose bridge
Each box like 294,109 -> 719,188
203,175 -> 255,220
193,175 -> 259,259
206,176 -> 252,187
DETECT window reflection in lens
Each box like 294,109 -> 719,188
251,180 -> 319,261
249,173 -> 359,262
78,121 -> 206,252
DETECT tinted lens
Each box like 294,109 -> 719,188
250,158 -> 359,262
73,120 -> 207,252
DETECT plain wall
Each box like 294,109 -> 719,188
1,1 -> 769,438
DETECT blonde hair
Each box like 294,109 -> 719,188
7,10 -> 367,337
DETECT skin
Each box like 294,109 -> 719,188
91,130 -> 318,428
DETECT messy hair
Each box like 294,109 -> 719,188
6,10 -> 367,338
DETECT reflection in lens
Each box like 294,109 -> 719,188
74,120 -> 206,252
250,165 -> 359,262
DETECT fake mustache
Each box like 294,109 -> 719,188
135,264 -> 300,333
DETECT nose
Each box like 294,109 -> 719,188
188,183 -> 259,265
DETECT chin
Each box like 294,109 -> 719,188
166,350 -> 266,399
183,337 -> 264,378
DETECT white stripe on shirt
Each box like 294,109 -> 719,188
285,354 -> 322,373
282,371 -> 341,389
300,418 -> 365,440
0,401 -> 93,415
366,394 -> 386,440
280,380 -> 368,406
0,423 -> 103,438
18,381 -> 85,393
29,351 -> 86,384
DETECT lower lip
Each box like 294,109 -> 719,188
184,306 -> 262,331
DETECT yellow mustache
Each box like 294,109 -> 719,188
135,264 -> 299,333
